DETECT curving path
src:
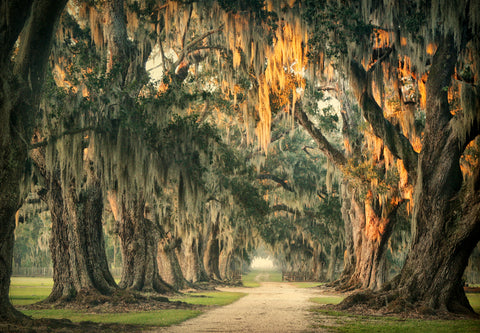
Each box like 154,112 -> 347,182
154,277 -> 325,332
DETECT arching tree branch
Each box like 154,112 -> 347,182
350,60 -> 418,180
294,101 -> 347,169
257,174 -> 294,192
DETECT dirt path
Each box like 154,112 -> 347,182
154,278 -> 325,332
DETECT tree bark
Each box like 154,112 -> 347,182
203,213 -> 222,280
219,245 -> 234,280
157,233 -> 190,290
30,145 -> 75,302
61,175 -> 118,297
176,235 -> 209,283
116,193 -> 172,293
387,36 -> 480,313
0,142 -> 27,321
0,0 -> 67,321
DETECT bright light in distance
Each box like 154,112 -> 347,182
250,256 -> 276,270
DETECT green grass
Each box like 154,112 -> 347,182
9,277 -> 53,305
311,296 -> 480,332
242,270 -> 283,287
8,277 -> 242,328
22,308 -> 201,327
291,282 -> 324,288
170,291 -> 246,306
468,293 -> 480,313
310,295 -> 345,305
311,309 -> 480,332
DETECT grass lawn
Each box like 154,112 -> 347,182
169,291 -> 246,306
291,282 -> 324,288
22,308 -> 202,327
9,277 -> 53,305
310,293 -> 480,332
242,270 -> 283,287
9,277 -> 243,328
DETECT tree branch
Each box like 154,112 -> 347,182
367,46 -> 393,75
29,127 -> 97,149
174,25 -> 224,70
350,59 -> 418,180
294,101 -> 347,169
257,174 -> 294,192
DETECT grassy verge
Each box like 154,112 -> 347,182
291,282 -> 324,288
22,308 -> 202,327
468,293 -> 480,313
169,291 -> 246,306
9,277 -> 53,306
310,308 -> 480,332
242,270 -> 283,287
9,277 -> 244,328
310,295 -> 344,305
310,293 -> 480,332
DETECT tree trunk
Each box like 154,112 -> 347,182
157,233 -> 190,290
176,235 -> 208,283
61,176 -> 118,297
116,194 -> 171,293
326,244 -> 338,282
219,246 -> 233,280
334,183 -> 399,291
0,142 -> 27,321
203,214 -> 221,280
387,36 -> 480,314
0,0 -> 67,321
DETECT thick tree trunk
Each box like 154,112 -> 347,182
387,37 -> 480,314
61,177 -> 117,297
0,142 -> 28,321
157,234 -> 190,290
219,246 -> 233,280
117,194 -> 171,293
326,244 -> 338,282
312,246 -> 326,281
334,184 -> 398,291
0,0 -> 67,321
176,235 -> 208,283
331,182 -> 356,287
203,215 -> 221,280
30,145 -> 75,302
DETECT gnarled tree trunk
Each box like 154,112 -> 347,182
0,141 -> 27,321
385,37 -> 480,313
62,175 -> 117,297
333,184 -> 400,291
31,145 -> 75,302
158,233 -> 190,290
203,214 -> 221,280
0,0 -> 67,320
116,193 -> 172,293
176,234 -> 208,283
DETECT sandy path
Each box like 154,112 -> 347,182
154,279 -> 324,332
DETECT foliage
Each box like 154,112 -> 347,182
13,214 -> 51,269
303,0 -> 373,60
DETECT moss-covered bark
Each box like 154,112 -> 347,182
118,194 -> 172,293
0,0 -> 67,321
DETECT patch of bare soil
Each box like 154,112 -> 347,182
152,281 -> 326,332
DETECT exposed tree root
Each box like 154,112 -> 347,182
30,289 -> 190,313
334,289 -> 480,319
0,317 -> 145,333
